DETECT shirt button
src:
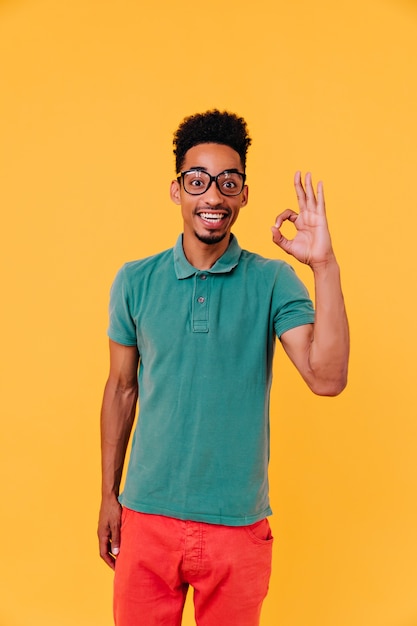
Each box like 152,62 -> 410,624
200,274 -> 207,280
197,297 -> 205,303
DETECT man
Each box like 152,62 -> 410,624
98,110 -> 349,626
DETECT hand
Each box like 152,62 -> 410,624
271,171 -> 334,268
97,495 -> 122,570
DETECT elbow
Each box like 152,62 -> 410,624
308,370 -> 348,397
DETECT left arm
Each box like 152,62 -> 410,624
272,172 -> 349,396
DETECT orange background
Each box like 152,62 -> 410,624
1,1 -> 417,625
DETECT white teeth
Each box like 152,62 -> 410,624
199,213 -> 224,221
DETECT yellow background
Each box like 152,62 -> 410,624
1,0 -> 416,624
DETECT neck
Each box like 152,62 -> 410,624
182,233 -> 231,270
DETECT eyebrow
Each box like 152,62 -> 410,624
186,167 -> 241,174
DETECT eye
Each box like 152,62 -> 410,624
184,171 -> 209,189
222,179 -> 238,190
219,173 -> 242,193
190,178 -> 205,188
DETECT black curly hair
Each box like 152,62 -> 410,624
173,109 -> 252,174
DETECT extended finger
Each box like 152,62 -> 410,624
294,171 -> 307,211
316,180 -> 326,214
304,172 -> 318,208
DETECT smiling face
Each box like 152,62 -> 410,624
170,143 -> 249,253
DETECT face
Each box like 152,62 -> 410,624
170,143 -> 248,246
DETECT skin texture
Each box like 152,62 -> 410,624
170,143 -> 249,270
272,170 -> 349,396
97,143 -> 349,569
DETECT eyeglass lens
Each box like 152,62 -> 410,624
182,170 -> 244,196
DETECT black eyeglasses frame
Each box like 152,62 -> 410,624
176,169 -> 246,197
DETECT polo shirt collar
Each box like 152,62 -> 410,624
174,234 -> 242,279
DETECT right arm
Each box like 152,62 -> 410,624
97,339 -> 139,569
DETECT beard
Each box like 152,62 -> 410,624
194,230 -> 228,245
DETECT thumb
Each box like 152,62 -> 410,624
110,518 -> 121,555
271,226 -> 292,254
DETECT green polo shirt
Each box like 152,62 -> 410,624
108,234 -> 315,525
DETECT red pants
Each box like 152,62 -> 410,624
114,509 -> 273,626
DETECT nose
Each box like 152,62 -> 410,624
202,179 -> 224,205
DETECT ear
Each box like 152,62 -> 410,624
241,185 -> 249,207
170,179 -> 181,205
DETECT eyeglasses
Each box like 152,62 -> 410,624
177,169 -> 246,197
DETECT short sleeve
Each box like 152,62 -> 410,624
107,265 -> 138,346
273,263 -> 315,338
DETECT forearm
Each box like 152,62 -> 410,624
308,255 -> 350,395
100,379 -> 138,499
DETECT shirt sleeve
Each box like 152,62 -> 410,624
273,262 -> 315,338
107,264 -> 138,346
